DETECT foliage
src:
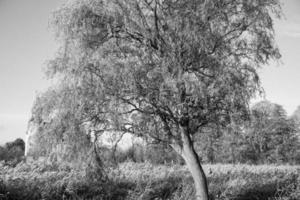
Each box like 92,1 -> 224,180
1,161 -> 299,200
291,106 -> 300,155
29,86 -> 300,165
102,100 -> 300,165
0,138 -> 25,166
21,0 -> 291,198
193,101 -> 300,164
0,158 -> 110,200
28,84 -> 92,161
104,143 -> 184,165
47,0 -> 282,152
144,144 -> 184,165
291,106 -> 300,124
46,1 -> 282,197
245,101 -> 299,164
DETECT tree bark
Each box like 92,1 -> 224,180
171,126 -> 209,200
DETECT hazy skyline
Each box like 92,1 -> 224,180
1,0 -> 300,144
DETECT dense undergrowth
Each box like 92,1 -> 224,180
0,160 -> 299,200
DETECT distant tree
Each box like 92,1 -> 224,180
290,106 -> 300,163
291,106 -> 300,134
193,125 -> 223,163
243,101 -> 298,163
291,106 -> 300,122
0,138 -> 25,165
48,0 -> 282,199
0,145 -> 7,161
5,138 -> 25,152
212,123 -> 244,164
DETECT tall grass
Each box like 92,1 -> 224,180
0,160 -> 299,200
114,162 -> 300,200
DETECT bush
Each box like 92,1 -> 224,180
0,158 -> 110,200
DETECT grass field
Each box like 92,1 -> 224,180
0,160 -> 299,200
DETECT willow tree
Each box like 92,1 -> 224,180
27,84 -> 92,161
49,0 -> 281,199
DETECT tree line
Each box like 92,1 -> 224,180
2,99 -> 298,166
196,101 -> 300,164
27,85 -> 300,165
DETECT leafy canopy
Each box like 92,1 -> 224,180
48,0 -> 281,144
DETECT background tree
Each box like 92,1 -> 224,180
290,105 -> 300,164
291,106 -> 300,122
194,125 -> 223,163
47,0 -> 282,199
0,146 -> 6,161
0,138 -> 25,165
291,105 -> 300,134
241,101 -> 299,164
193,101 -> 300,164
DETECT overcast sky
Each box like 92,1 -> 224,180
0,0 -> 300,144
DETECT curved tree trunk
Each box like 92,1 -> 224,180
171,126 -> 209,200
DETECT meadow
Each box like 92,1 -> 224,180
0,160 -> 299,200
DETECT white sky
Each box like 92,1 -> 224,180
0,0 -> 300,144
256,0 -> 300,113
